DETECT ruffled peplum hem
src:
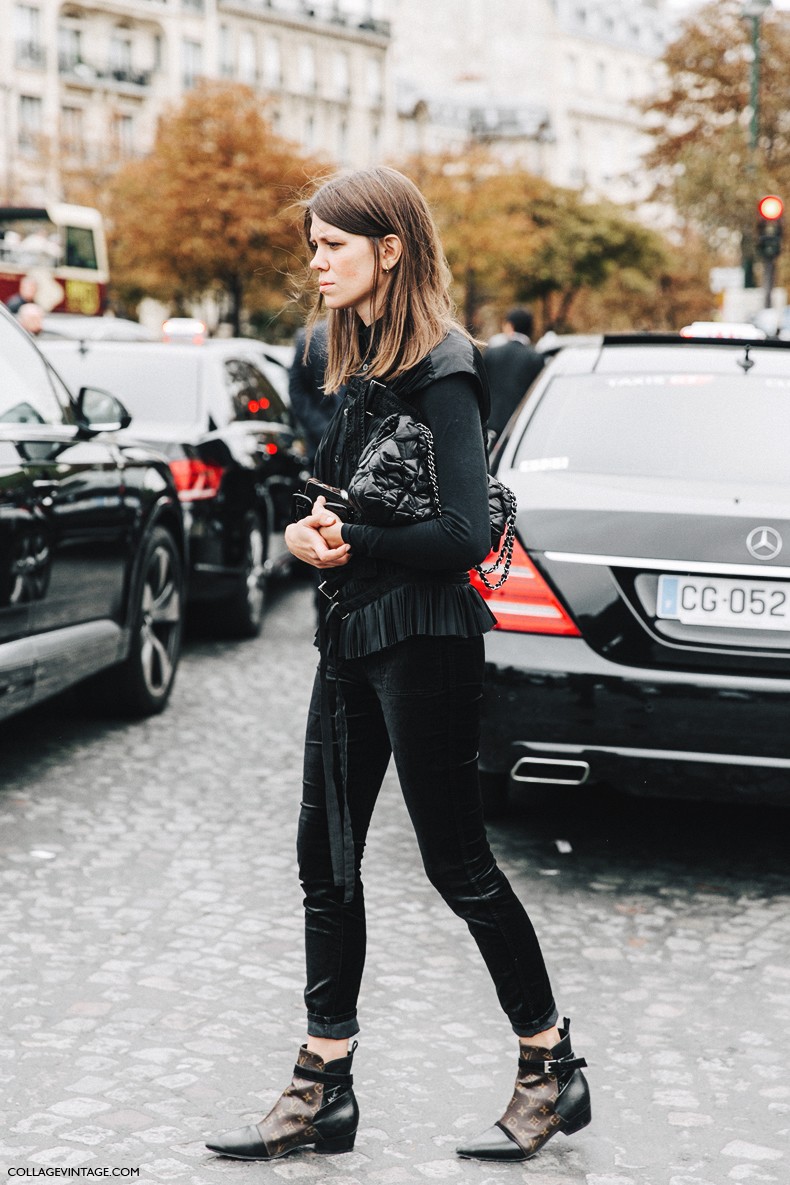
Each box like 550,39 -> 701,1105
336,580 -> 496,659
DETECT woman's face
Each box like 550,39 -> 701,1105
309,216 -> 380,325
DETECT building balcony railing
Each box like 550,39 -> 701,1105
216,0 -> 390,39
59,56 -> 154,89
15,40 -> 47,69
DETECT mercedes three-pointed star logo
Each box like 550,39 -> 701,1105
746,526 -> 783,561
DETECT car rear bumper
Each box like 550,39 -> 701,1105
480,630 -> 790,803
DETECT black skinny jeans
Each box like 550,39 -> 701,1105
297,633 -> 559,1040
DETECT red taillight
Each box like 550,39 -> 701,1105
169,458 -> 224,502
470,537 -> 580,635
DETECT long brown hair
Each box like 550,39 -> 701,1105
302,166 -> 463,393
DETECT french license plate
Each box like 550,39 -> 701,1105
657,574 -> 790,631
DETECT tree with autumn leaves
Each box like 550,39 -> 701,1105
643,0 -> 790,268
406,147 -> 710,334
106,83 -> 711,337
108,82 -> 324,335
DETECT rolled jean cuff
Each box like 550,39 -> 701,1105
307,1010 -> 360,1040
511,1002 -> 559,1039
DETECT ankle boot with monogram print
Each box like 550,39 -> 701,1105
206,1043 -> 358,1161
456,1019 -> 590,1162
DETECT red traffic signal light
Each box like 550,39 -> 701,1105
758,195 -> 784,221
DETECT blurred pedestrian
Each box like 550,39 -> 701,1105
6,274 -> 38,315
16,302 -> 43,336
289,320 -> 342,465
483,307 -> 544,442
206,167 -> 590,1167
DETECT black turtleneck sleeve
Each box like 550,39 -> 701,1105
340,372 -> 491,570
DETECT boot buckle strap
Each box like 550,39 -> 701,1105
519,1055 -> 588,1075
293,1063 -> 353,1087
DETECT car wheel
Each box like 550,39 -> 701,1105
224,510 -> 267,639
108,526 -> 184,716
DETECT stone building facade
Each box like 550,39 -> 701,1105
1,0 -> 392,203
2,0 -> 673,210
392,0 -> 671,206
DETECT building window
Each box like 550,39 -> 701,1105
58,24 -> 82,72
182,0 -> 204,10
153,33 -> 162,71
570,126 -> 584,187
18,93 -> 43,149
239,30 -> 256,84
109,33 -> 132,78
182,39 -> 202,89
370,120 -> 380,162
565,54 -> 578,87
15,4 -> 45,68
595,61 -> 606,94
112,112 -> 135,157
333,50 -> 350,99
219,25 -> 234,78
61,105 -> 84,155
337,117 -> 348,163
367,57 -> 383,106
299,44 -> 316,94
262,37 -> 281,87
304,113 -> 315,150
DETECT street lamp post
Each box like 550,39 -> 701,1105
741,0 -> 772,289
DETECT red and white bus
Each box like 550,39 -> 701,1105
0,203 -> 109,315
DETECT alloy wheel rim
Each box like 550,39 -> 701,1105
245,525 -> 266,623
139,543 -> 181,696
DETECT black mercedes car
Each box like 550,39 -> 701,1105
0,306 -> 185,722
474,333 -> 790,810
40,339 -> 308,638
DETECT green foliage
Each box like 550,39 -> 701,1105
400,148 -> 697,333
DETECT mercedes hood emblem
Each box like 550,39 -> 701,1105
746,526 -> 783,561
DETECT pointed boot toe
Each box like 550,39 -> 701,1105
456,1123 -> 524,1161
456,1018 -> 590,1163
205,1122 -> 269,1160
206,1042 -> 359,1161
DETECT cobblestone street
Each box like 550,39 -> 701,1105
1,579 -> 788,1185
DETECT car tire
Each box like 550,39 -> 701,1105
103,525 -> 184,716
479,769 -> 510,819
223,510 -> 268,639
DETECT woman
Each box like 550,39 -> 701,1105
206,166 -> 590,1165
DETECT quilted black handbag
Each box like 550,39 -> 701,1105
347,411 -> 517,590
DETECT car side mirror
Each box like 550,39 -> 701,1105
76,386 -> 132,434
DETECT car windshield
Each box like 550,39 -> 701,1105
513,371 -> 790,485
51,350 -> 203,423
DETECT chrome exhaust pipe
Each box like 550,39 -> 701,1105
510,756 -> 591,787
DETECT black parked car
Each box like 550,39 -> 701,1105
0,306 -> 185,722
40,339 -> 308,638
474,333 -> 790,810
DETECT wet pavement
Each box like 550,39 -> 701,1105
1,578 -> 788,1185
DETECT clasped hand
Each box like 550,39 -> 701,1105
284,495 -> 350,569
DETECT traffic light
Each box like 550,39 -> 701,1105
757,195 -> 784,260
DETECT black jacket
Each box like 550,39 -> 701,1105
483,337 -> 544,437
312,328 -> 495,658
